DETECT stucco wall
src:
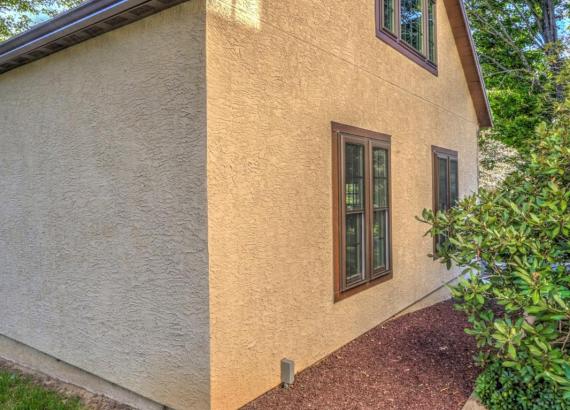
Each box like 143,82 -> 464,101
0,2 -> 209,409
205,0 -> 480,408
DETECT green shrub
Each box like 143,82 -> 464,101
418,105 -> 570,398
475,360 -> 569,410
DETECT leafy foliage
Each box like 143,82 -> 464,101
418,108 -> 570,399
0,0 -> 82,41
475,360 -> 569,410
465,0 -> 568,151
478,130 -> 521,191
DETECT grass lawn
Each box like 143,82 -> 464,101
0,369 -> 85,410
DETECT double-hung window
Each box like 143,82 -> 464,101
432,146 -> 458,252
377,0 -> 438,73
332,123 -> 393,301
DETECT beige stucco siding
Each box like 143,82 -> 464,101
206,1 -> 479,409
0,2 -> 209,409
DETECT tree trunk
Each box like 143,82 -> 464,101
540,0 -> 565,100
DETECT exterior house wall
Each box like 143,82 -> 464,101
0,2 -> 209,409
205,0 -> 480,408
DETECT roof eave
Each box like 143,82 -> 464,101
443,0 -> 493,128
0,0 -> 189,74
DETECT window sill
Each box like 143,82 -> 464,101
334,270 -> 393,303
376,29 -> 438,76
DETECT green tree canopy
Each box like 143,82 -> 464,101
0,0 -> 82,42
465,0 -> 569,151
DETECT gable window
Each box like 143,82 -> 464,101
401,0 -> 424,53
376,0 -> 438,74
332,123 -> 393,301
432,146 -> 458,252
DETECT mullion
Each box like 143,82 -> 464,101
395,0 -> 401,37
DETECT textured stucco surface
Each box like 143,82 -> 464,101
0,2 -> 209,409
205,1 -> 480,408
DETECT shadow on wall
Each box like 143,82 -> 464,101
209,0 -> 262,30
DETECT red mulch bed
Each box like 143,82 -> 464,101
242,300 -> 479,410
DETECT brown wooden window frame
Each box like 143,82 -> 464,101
375,0 -> 438,75
432,145 -> 459,254
332,122 -> 393,302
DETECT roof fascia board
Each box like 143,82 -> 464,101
0,0 -> 188,74
443,0 -> 493,127
0,0 -> 143,62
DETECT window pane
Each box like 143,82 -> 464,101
450,159 -> 458,206
373,148 -> 388,208
346,213 -> 365,284
374,178 -> 388,208
428,0 -> 436,62
373,147 -> 387,178
383,0 -> 395,32
401,0 -> 424,53
437,157 -> 448,211
345,143 -> 365,211
373,210 -> 388,270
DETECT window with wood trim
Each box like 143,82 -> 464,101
332,123 -> 393,301
432,146 -> 458,251
376,0 -> 437,74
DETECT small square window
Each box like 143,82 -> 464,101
376,0 -> 438,74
